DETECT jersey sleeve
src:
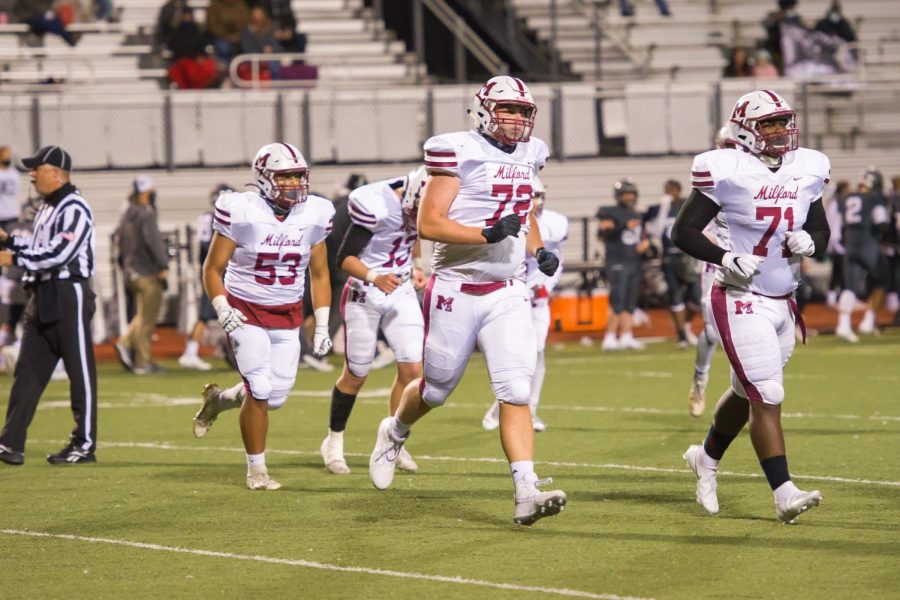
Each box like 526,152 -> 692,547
213,192 -> 241,240
347,184 -> 389,232
690,151 -> 721,204
531,137 -> 550,171
809,150 -> 832,200
424,135 -> 460,176
315,197 -> 336,244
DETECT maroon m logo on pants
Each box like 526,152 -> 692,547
436,295 -> 454,312
735,300 -> 753,315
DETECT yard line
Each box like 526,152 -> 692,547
0,529 -> 649,600
79,441 -> 900,488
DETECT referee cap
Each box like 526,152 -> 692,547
20,146 -> 73,171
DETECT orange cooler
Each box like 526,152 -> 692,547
549,290 -> 609,332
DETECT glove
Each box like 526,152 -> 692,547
312,307 -> 333,358
720,252 -> 762,283
481,213 -> 521,244
211,295 -> 247,333
785,230 -> 815,257
535,247 -> 559,277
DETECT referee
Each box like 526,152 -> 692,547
0,146 -> 98,466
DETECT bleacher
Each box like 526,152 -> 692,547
0,0 -> 424,91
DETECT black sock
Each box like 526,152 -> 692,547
703,425 -> 738,461
760,455 -> 790,491
329,387 -> 357,432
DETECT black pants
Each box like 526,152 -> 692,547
0,280 -> 98,454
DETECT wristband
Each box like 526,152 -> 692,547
211,295 -> 230,313
314,306 -> 330,329
365,270 -> 378,283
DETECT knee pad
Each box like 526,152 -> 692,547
267,396 -> 287,410
347,360 -> 371,378
421,381 -> 449,408
755,380 -> 785,406
492,378 -> 531,406
245,376 -> 273,402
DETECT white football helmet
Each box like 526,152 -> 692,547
532,175 -> 546,215
714,125 -> 738,149
728,90 -> 798,156
401,165 -> 428,223
252,142 -> 309,213
468,76 -> 537,145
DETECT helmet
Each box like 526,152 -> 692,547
728,90 -> 798,156
210,183 -> 234,205
614,178 -> 639,207
468,76 -> 537,145
860,166 -> 883,193
714,125 -> 738,149
252,142 -> 309,214
401,166 -> 428,223
532,175 -> 546,214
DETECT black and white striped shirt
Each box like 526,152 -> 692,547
10,183 -> 95,284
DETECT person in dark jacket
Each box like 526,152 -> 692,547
114,175 -> 169,374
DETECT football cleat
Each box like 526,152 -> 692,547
482,401 -> 500,430
396,446 -> 418,472
179,354 -> 212,371
46,441 -> 96,465
246,468 -> 282,491
320,434 -> 350,475
513,475 -> 567,526
835,325 -> 859,343
619,336 -> 645,351
688,373 -> 708,418
114,340 -> 133,371
369,417 -> 407,490
193,383 -> 242,438
532,414 -> 546,433
683,444 -> 719,515
0,444 -> 24,466
601,337 -> 620,352
301,354 -> 335,372
776,488 -> 821,524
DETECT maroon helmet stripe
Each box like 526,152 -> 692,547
280,143 -> 298,159
512,77 -> 527,98
761,90 -> 782,107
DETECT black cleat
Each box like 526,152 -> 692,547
0,444 -> 24,465
47,442 -> 96,465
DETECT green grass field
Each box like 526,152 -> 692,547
1,332 -> 898,599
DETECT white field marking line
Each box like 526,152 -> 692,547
35,391 -> 900,423
0,529 -> 649,600
73,441 -> 900,488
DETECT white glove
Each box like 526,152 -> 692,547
785,230 -> 815,257
721,252 -> 762,283
211,295 -> 247,333
312,307 -> 332,358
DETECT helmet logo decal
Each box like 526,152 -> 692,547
732,101 -> 749,119
255,153 -> 270,168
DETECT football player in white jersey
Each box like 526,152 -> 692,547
319,167 -> 429,475
366,76 -> 568,526
671,90 -> 831,523
481,176 -> 568,433
192,142 -> 335,491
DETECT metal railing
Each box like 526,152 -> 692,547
418,0 -> 508,81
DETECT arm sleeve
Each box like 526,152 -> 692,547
15,200 -> 93,272
670,189 -> 727,265
802,198 -> 830,259
336,224 -> 374,267
424,135 -> 460,177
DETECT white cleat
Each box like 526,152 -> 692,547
179,354 -> 212,371
193,383 -> 223,438
396,446 -> 418,472
688,373 -> 708,418
683,327 -> 699,347
513,475 -> 567,526
369,417 -> 407,490
835,326 -> 859,343
532,414 -> 546,433
482,401 -> 500,431
683,445 -> 719,515
776,488 -> 822,524
601,337 -> 620,352
320,434 -> 350,475
246,469 -> 282,491
619,336 -> 645,351
301,354 -> 335,372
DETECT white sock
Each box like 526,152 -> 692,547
510,460 -> 534,484
837,312 -> 851,331
184,340 -> 199,358
620,332 -> 635,344
222,382 -> 245,402
603,332 -> 617,343
860,309 -> 875,329
773,480 -> 800,504
390,416 -> 411,439
529,351 -> 545,410
246,452 -> 266,472
694,329 -> 717,375
328,429 -> 344,441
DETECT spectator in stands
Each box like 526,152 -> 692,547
93,0 -> 115,22
763,0 -> 804,75
165,7 -> 219,89
815,1 -> 856,44
619,0 -> 671,17
241,6 -> 281,54
723,46 -> 751,78
114,175 -> 170,375
751,49 -> 780,78
207,0 -> 250,62
155,0 -> 189,55
257,0 -> 306,53
14,0 -> 79,47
